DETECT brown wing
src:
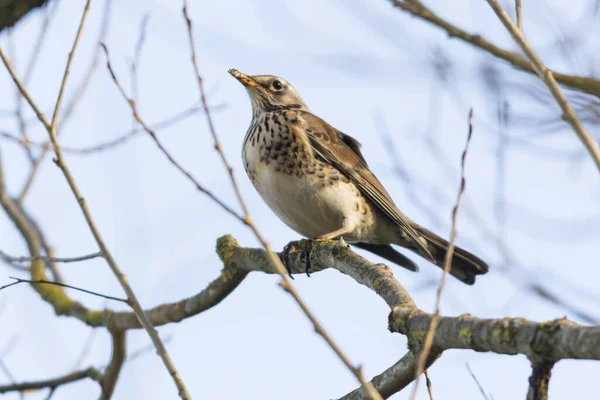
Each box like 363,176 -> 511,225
298,111 -> 434,261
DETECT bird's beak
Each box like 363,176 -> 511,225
228,69 -> 257,88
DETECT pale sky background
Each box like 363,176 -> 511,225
1,0 -> 599,399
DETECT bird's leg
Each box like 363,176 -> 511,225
316,226 -> 349,240
301,249 -> 312,278
298,226 -> 350,277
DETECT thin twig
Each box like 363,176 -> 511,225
410,109 -> 474,400
485,0 -> 600,173
50,1 -> 91,131
0,368 -> 102,394
3,277 -> 128,303
130,14 -> 150,114
0,3 -> 191,399
466,363 -> 491,400
515,0 -> 523,31
424,370 -> 434,400
17,0 -> 113,202
71,329 -> 98,371
0,104 -> 225,155
101,44 -> 243,221
0,250 -> 102,264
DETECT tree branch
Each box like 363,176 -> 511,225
390,0 -> 600,99
0,251 -> 102,264
100,330 -> 126,399
527,359 -> 554,400
0,367 -> 102,394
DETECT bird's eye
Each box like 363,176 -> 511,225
272,80 -> 283,90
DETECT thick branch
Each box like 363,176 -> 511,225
390,0 -> 600,99
339,351 -> 440,400
389,309 -> 600,361
527,360 -> 554,400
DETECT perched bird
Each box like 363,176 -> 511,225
229,69 -> 488,284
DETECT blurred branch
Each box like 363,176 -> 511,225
0,0 -> 48,32
0,367 -> 102,395
466,363 -> 491,400
100,330 -> 126,400
484,0 -> 600,173
390,0 -> 600,99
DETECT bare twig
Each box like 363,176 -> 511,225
515,0 -> 523,31
410,109 -> 474,399
71,329 -> 98,370
18,0 -> 112,202
0,250 -> 102,264
101,44 -> 243,221
466,363 -> 491,400
2,277 -> 128,303
0,104 -> 224,155
484,0 -> 600,173
390,0 -> 600,99
50,1 -> 90,132
0,3 -> 190,399
424,370 -> 434,400
130,14 -> 150,111
0,368 -> 102,394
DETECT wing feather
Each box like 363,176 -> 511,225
298,112 -> 434,261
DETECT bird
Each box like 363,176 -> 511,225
229,69 -> 489,284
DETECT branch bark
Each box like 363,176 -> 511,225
100,330 -> 126,399
527,360 -> 554,400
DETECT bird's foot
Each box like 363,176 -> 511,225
302,246 -> 312,277
281,240 -> 313,278
281,241 -> 299,279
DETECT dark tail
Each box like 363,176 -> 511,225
413,226 -> 489,285
352,243 -> 419,272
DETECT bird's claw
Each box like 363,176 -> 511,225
301,247 -> 312,277
281,242 -> 297,279
281,240 -> 313,278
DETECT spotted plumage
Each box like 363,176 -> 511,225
229,69 -> 489,284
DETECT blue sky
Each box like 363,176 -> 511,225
1,0 -> 599,399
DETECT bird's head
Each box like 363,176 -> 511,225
228,69 -> 309,114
